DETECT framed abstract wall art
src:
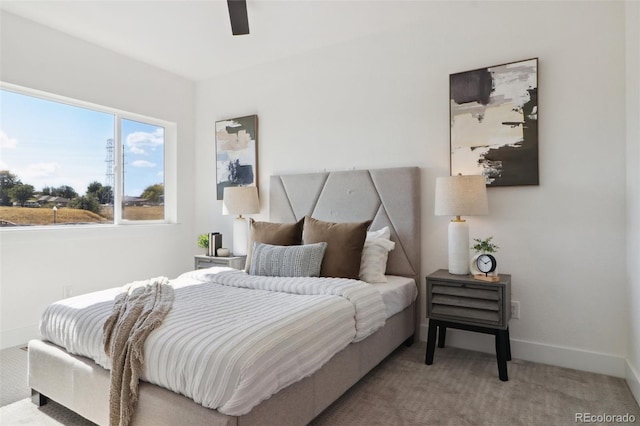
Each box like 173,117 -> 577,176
215,115 -> 258,199
449,58 -> 538,186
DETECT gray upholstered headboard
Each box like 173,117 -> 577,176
270,167 -> 421,282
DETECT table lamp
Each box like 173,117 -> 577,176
434,174 -> 488,275
223,186 -> 260,256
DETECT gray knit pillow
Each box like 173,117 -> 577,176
249,242 -> 328,277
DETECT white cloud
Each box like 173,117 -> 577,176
0,130 -> 18,149
23,162 -> 60,179
126,128 -> 163,155
131,160 -> 156,168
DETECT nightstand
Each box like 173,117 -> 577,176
425,269 -> 512,381
194,255 -> 246,270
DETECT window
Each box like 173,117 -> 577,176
121,119 -> 165,221
0,84 -> 174,227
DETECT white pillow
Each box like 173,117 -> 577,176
366,226 -> 390,240
359,227 -> 395,283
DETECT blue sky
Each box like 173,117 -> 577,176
0,89 -> 164,198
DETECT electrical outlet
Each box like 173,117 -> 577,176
511,301 -> 520,319
63,286 -> 73,298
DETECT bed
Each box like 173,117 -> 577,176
28,166 -> 421,426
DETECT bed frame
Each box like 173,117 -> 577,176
29,167 -> 421,426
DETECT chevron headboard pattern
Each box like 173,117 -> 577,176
269,167 -> 421,281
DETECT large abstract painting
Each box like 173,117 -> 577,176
450,58 -> 538,186
215,115 -> 258,199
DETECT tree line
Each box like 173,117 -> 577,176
0,170 -> 163,214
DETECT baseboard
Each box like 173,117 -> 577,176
419,323 -> 626,378
626,360 -> 640,405
0,324 -> 39,350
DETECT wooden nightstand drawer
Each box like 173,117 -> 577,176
431,302 -> 500,325
426,271 -> 511,329
431,281 -> 499,300
430,280 -> 502,326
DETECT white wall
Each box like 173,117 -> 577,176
0,12 -> 196,349
626,0 -> 640,400
196,1 -> 629,376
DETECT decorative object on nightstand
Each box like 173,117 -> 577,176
434,174 -> 488,275
425,269 -> 512,381
474,254 -> 497,281
208,232 -> 222,257
470,236 -> 500,282
194,254 -> 246,270
197,234 -> 209,254
223,186 -> 260,256
197,233 -> 223,256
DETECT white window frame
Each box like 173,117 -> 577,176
0,82 -> 177,227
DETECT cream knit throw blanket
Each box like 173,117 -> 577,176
103,277 -> 174,426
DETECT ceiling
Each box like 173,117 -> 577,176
0,0 -> 425,82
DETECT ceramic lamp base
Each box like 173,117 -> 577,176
448,220 -> 470,275
232,216 -> 249,256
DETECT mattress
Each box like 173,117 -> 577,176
375,275 -> 418,319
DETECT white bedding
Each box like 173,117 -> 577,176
38,268 -> 387,416
375,275 -> 418,318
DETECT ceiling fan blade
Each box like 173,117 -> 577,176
227,0 -> 250,36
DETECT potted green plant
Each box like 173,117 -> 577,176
197,234 -> 209,254
471,236 -> 499,254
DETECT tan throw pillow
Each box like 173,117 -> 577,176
302,216 -> 371,279
244,218 -> 304,272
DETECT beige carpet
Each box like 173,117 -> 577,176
312,343 -> 640,425
0,345 -> 29,407
1,342 -> 638,425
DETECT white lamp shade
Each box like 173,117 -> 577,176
223,186 -> 260,216
434,175 -> 488,217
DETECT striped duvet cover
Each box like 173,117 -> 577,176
39,268 -> 387,416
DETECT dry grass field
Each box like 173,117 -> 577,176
0,206 -> 108,226
123,205 -> 163,221
0,205 -> 163,226
101,205 -> 164,221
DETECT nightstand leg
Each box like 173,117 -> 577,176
495,330 -> 509,381
437,325 -> 447,348
505,327 -> 512,361
425,320 -> 438,365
